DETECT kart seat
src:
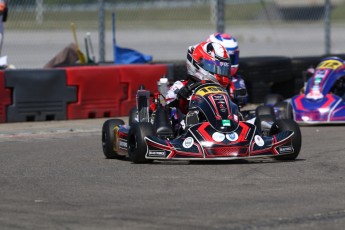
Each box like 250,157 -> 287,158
154,107 -> 174,139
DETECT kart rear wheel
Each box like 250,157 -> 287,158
102,119 -> 125,159
128,122 -> 154,164
129,107 -> 138,126
269,119 -> 302,161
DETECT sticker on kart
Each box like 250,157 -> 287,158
195,85 -> 225,96
317,60 -> 343,70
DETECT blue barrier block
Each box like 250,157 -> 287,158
5,69 -> 76,122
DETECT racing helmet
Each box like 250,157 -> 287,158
207,33 -> 239,76
0,1 -> 4,12
186,41 -> 231,87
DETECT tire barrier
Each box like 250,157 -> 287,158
239,56 -> 293,103
117,64 -> 168,116
66,64 -> 168,119
66,66 -> 123,119
239,56 -> 292,82
162,60 -> 187,81
5,69 -> 77,122
151,61 -> 177,81
2,54 -> 345,123
0,71 -> 11,123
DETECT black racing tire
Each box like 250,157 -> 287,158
255,105 -> 275,117
102,119 -> 125,159
129,107 -> 138,126
291,56 -> 321,77
254,114 -> 276,135
264,94 -> 283,106
239,56 -> 292,82
269,119 -> 302,161
274,101 -> 293,120
128,122 -> 154,164
240,56 -> 291,68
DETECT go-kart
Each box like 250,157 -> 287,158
102,80 -> 302,163
289,56 -> 345,124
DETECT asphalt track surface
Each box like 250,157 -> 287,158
1,118 -> 345,230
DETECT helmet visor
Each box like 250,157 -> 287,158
201,59 -> 230,77
229,50 -> 239,66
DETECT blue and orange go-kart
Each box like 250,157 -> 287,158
101,81 -> 302,163
289,57 -> 345,124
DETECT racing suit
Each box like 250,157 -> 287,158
165,75 -> 247,132
228,74 -> 248,108
166,75 -> 248,108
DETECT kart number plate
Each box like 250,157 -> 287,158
196,86 -> 225,96
317,60 -> 343,70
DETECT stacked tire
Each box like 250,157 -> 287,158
239,56 -> 293,103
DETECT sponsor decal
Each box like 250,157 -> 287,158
279,146 -> 293,153
317,60 -> 343,70
306,86 -> 324,100
226,132 -> 238,141
219,103 -> 227,113
195,86 -> 224,96
213,95 -> 224,100
212,132 -> 225,142
316,69 -> 325,75
254,135 -> 265,147
182,137 -> 194,148
314,77 -> 322,84
119,140 -> 127,148
219,61 -> 229,67
180,120 -> 186,130
148,151 -> 165,157
234,114 -> 238,122
222,119 -> 231,127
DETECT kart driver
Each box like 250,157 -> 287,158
166,41 -> 231,106
207,33 -> 248,107
165,41 -> 232,130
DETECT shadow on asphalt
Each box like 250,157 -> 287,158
104,157 -> 306,165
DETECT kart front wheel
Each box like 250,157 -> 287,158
269,119 -> 302,161
102,119 -> 125,159
255,105 -> 275,117
128,122 -> 154,164
274,101 -> 293,120
255,114 -> 276,135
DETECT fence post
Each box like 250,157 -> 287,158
98,0 -> 106,63
35,0 -> 44,25
211,0 -> 225,33
324,0 -> 331,55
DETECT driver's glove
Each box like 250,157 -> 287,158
177,85 -> 192,100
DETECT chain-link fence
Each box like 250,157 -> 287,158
3,0 -> 345,68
